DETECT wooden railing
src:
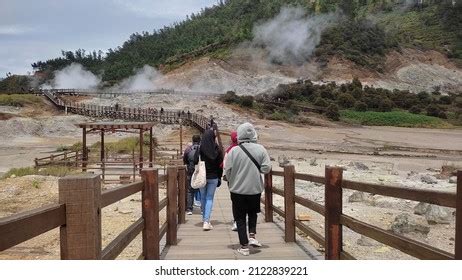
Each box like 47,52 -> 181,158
43,90 -> 212,132
35,150 -> 81,167
264,166 -> 462,260
0,166 -> 187,260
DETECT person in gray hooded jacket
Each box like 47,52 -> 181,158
225,122 -> 271,256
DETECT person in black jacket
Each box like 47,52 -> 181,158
199,129 -> 223,231
183,135 -> 201,215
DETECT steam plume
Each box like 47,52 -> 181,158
42,63 -> 101,89
252,7 -> 337,65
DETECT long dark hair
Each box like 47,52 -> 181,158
200,130 -> 219,159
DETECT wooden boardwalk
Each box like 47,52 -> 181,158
162,186 -> 323,260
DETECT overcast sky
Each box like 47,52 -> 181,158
0,0 -> 219,77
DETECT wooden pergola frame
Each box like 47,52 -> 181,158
77,122 -> 156,170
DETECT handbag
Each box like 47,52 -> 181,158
191,154 -> 207,189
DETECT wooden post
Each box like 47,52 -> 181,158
166,167 -> 178,245
264,171 -> 273,223
141,169 -> 160,260
139,129 -> 144,170
177,167 -> 186,224
284,165 -> 296,242
100,129 -> 105,162
82,127 -> 87,172
149,128 -> 153,168
456,170 -> 462,259
324,166 -> 343,260
59,174 -> 101,259
179,121 -> 183,155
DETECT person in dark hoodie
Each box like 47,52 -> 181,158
199,129 -> 223,231
225,122 -> 271,256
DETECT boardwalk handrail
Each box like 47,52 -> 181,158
0,166 -> 187,260
0,204 -> 66,251
265,167 -> 461,260
42,90 -> 212,132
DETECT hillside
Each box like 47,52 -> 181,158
21,0 -> 460,86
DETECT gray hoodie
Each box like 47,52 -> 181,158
225,123 -> 271,195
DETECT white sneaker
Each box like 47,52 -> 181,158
203,222 -> 213,231
249,238 -> 262,247
186,211 -> 193,215
237,247 -> 250,256
231,221 -> 237,231
194,201 -> 201,207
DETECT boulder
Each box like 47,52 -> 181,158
348,191 -> 372,203
425,205 -> 452,224
354,162 -> 369,171
297,213 -> 311,221
420,175 -> 437,184
414,203 -> 452,224
390,213 -> 430,236
372,196 -> 402,209
414,202 -> 430,215
278,155 -> 290,168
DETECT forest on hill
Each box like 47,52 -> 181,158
16,0 -> 459,86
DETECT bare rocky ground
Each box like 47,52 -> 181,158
153,48 -> 462,95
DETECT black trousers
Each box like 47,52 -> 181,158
186,176 -> 199,211
230,192 -> 261,246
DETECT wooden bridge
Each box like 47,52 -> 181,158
0,90 -> 461,260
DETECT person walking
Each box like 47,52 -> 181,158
224,122 -> 271,256
183,135 -> 201,215
221,131 -> 239,231
199,129 -> 223,231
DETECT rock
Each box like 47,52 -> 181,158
414,202 -> 430,215
10,174 -> 16,178
372,196 -> 401,208
309,158 -> 318,166
414,203 -> 452,224
353,162 -> 369,170
390,213 -> 430,236
297,214 -> 311,221
391,171 -> 399,176
449,176 -> 457,184
278,155 -> 290,168
407,171 -> 418,179
118,209 -> 133,214
348,191 -> 371,203
421,174 -> 437,184
356,235 -> 380,247
425,205 -> 452,224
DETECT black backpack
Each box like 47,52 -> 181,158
186,144 -> 200,175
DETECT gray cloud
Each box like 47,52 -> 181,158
0,0 -> 218,76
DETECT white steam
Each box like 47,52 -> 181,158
42,63 -> 101,89
252,7 -> 337,65
116,65 -> 162,91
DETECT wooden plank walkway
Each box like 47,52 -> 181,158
162,186 -> 323,260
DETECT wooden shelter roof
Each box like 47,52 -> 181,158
77,122 -> 156,130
